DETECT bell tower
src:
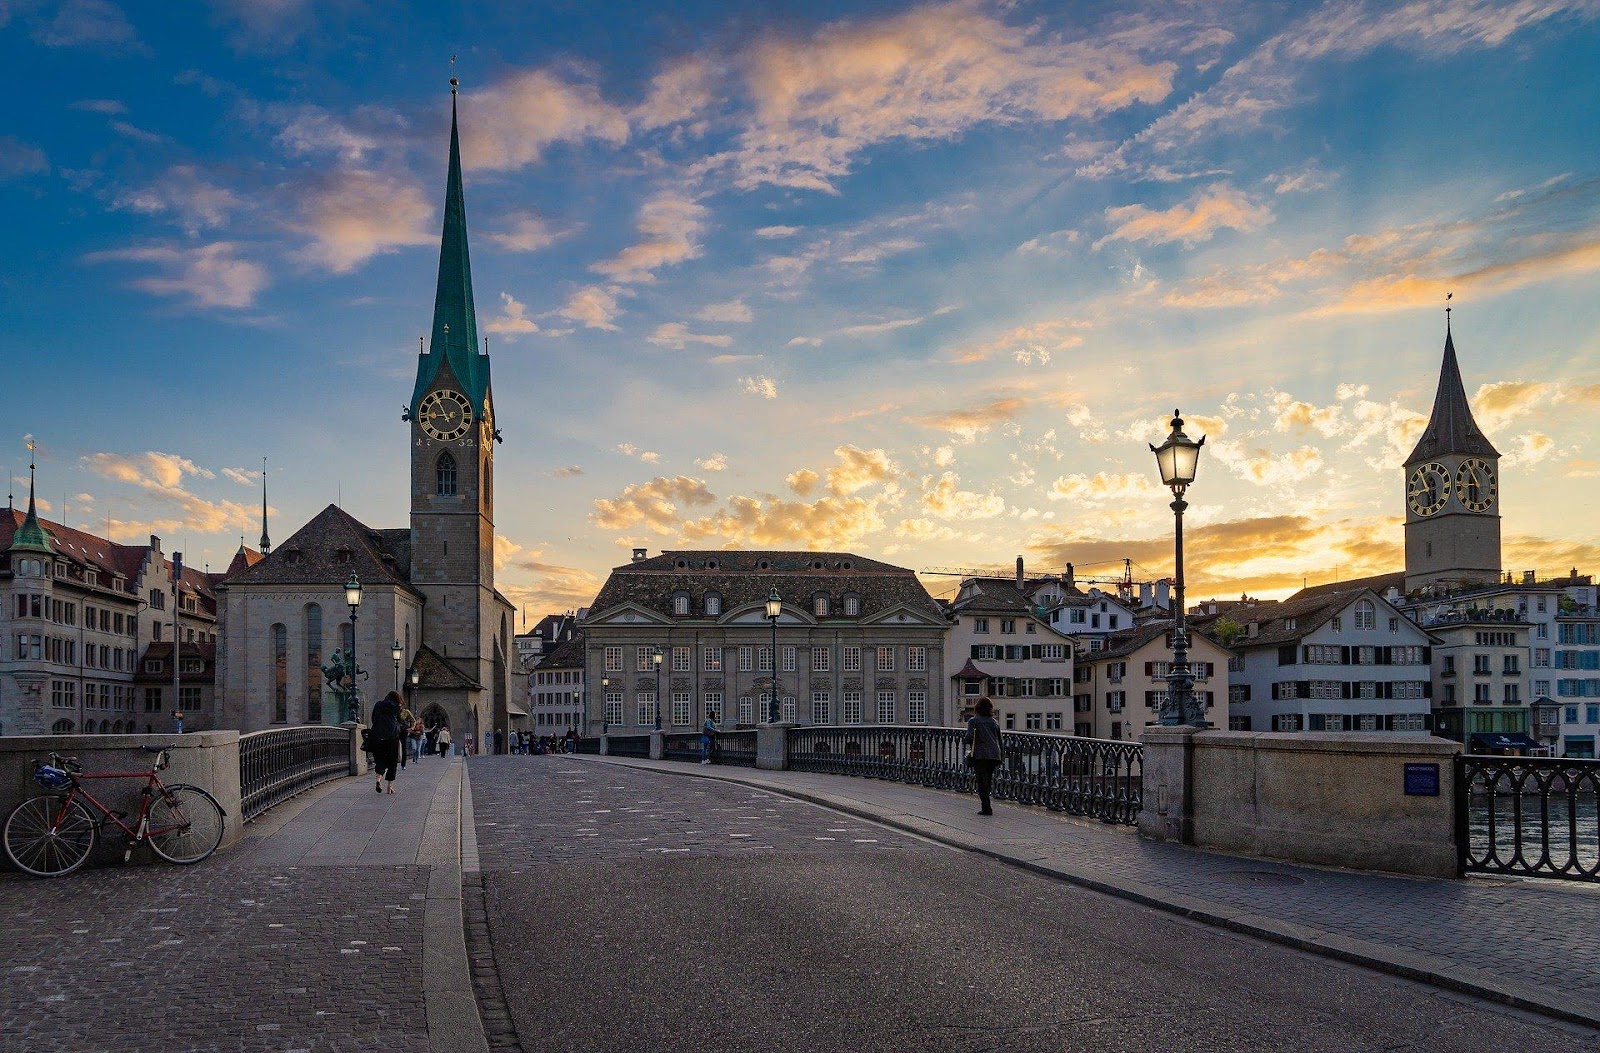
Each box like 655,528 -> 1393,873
1403,310 -> 1501,592
407,77 -> 499,684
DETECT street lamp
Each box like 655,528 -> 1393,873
344,572 -> 363,723
572,690 -> 581,742
1149,409 -> 1206,728
652,646 -> 663,730
765,588 -> 782,723
391,639 -> 403,693
601,675 -> 610,736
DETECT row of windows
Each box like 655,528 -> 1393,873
1269,713 -> 1430,732
1555,651 -> 1600,670
14,634 -> 75,664
604,690 -> 931,727
1282,645 -> 1428,666
11,556 -> 126,592
1559,624 -> 1600,645
1556,679 -> 1600,698
969,644 -> 1068,662
1272,680 -> 1428,700
668,593 -> 867,618
603,644 -> 928,674
1440,684 -> 1522,704
534,669 -> 581,685
1441,655 -> 1522,675
970,617 -> 1040,634
1564,705 -> 1600,725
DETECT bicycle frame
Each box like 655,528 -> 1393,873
43,755 -> 190,843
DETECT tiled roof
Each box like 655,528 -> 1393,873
1080,621 -> 1232,662
218,504 -> 418,595
534,633 -> 585,670
1194,587 -> 1375,649
1290,572 -> 1404,603
1,509 -> 146,595
1406,327 -> 1500,464
412,644 -> 481,690
949,577 -> 1034,614
590,550 -> 941,620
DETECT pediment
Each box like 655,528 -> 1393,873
861,603 -> 946,627
722,602 -> 816,626
584,602 -> 672,626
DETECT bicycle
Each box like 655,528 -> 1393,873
3,745 -> 227,878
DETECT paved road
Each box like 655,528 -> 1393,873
469,757 -> 1596,1053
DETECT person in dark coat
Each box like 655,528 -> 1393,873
369,691 -> 404,795
964,697 -> 1004,816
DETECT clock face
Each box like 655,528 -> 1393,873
1407,462 -> 1449,517
1455,458 -> 1497,512
418,389 -> 473,442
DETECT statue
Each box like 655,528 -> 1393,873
321,648 -> 368,723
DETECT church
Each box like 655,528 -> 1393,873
215,81 -> 515,747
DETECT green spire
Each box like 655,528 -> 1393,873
10,452 -> 53,555
411,80 -> 488,417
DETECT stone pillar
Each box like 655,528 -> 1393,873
342,721 -> 364,776
649,731 -> 665,760
1138,725 -> 1200,844
756,723 -> 790,770
599,734 -> 610,757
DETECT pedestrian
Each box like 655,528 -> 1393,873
964,696 -> 1004,816
410,718 -> 424,762
700,715 -> 716,765
397,705 -> 414,769
369,691 -> 404,795
437,725 -> 451,758
425,724 -> 439,758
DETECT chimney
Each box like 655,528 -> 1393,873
1522,570 -> 1536,585
1156,580 -> 1171,610
1140,582 -> 1152,607
1064,562 -> 1074,590
632,548 -> 648,562
1015,556 -> 1024,590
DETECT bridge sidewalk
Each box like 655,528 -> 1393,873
591,755 -> 1600,1029
0,754 -> 489,1053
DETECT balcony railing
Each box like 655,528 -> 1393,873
239,726 -> 352,821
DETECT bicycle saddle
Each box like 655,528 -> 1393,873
140,744 -> 177,753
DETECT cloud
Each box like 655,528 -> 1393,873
694,299 -> 753,324
85,241 -> 268,309
493,533 -> 525,572
591,475 -> 717,533
287,169 -> 435,273
895,518 -> 961,542
486,212 -> 566,253
112,165 -> 242,235
485,292 -> 541,336
647,322 -> 733,349
84,451 -> 214,489
1266,164 -> 1334,194
0,136 -> 49,180
921,472 -> 1004,520
1272,396 -> 1346,437
1502,431 -> 1556,466
557,285 -> 624,330
81,449 -> 261,538
1473,380 -> 1551,430
69,98 -> 127,114
502,559 -> 607,615
739,375 -> 779,399
204,0 -> 314,45
680,493 -> 885,548
825,445 -> 896,496
1211,442 -> 1325,486
1095,184 -> 1272,250
1015,228 -> 1081,257
221,467 -> 255,486
462,69 -> 630,171
615,443 -> 663,464
835,315 -> 928,338
786,469 -> 820,497
110,121 -> 166,144
696,453 -> 729,472
549,465 -> 584,478
951,319 -> 1085,364
1046,472 -> 1163,505
906,395 -> 1031,441
33,0 -> 147,52
756,225 -> 801,238
590,191 -> 707,283
725,0 -> 1176,191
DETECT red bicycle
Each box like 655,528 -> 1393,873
3,745 -> 226,877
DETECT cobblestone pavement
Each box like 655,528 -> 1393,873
0,756 -> 456,1053
468,757 -> 1596,1053
608,759 -> 1600,1014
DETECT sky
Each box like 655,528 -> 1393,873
3,0 -> 1599,617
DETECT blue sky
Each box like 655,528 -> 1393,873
4,0 -> 1599,614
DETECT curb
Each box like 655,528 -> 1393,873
421,759 -> 492,1053
590,755 -> 1600,1032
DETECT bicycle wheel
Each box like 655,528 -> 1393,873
146,785 -> 225,865
4,796 -> 97,877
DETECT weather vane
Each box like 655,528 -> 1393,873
450,54 -> 458,92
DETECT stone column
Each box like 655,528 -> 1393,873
1138,725 -> 1200,844
649,730 -> 665,760
342,721 -> 364,776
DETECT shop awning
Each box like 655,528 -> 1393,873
1469,732 -> 1542,751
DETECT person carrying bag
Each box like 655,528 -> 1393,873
963,697 -> 1004,816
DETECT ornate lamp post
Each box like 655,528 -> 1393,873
601,676 -> 610,736
651,646 -> 663,730
391,639 -> 403,694
1150,410 -> 1206,727
408,663 -> 420,716
765,588 -> 782,723
344,572 -> 363,723
572,690 -> 581,741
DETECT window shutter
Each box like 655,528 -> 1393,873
1423,681 -> 1433,699
1421,647 -> 1432,663
1031,644 -> 1042,659
1341,682 -> 1353,699
1144,661 -> 1155,676
1145,691 -> 1158,707
1340,646 -> 1351,665
1301,645 -> 1312,663
1278,646 -> 1296,666
1240,685 -> 1251,701
970,645 -> 980,659
1378,647 -> 1391,665
1298,680 -> 1311,697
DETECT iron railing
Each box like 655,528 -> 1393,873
239,726 -> 353,821
713,730 -> 757,767
1456,755 -> 1600,881
605,734 -> 652,759
573,736 -> 601,755
663,732 -> 703,762
787,726 -> 1142,825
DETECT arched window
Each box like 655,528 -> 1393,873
704,593 -> 722,616
1354,600 -> 1376,631
272,623 -> 289,723
483,456 -> 491,507
52,719 -> 73,735
436,451 -> 458,496
305,604 -> 323,723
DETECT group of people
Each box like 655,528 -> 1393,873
365,691 -> 456,794
499,728 -> 580,755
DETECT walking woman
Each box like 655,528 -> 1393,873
369,691 -> 404,795
437,725 -> 452,758
964,697 -> 1004,816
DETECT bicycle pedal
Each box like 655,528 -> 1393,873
123,845 -> 134,863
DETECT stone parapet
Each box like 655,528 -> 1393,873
756,723 -> 791,770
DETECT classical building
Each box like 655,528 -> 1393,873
1072,623 -> 1233,739
942,572 -> 1074,731
215,83 -> 514,746
2,463 -> 224,736
529,632 -> 585,737
581,549 -> 947,733
1404,316 -> 1502,592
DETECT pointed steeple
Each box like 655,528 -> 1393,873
410,77 -> 487,417
258,456 -> 272,553
1404,311 -> 1499,465
9,447 -> 54,555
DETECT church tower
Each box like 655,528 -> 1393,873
1403,313 -> 1501,592
407,78 -> 506,734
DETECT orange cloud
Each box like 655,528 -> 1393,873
1095,184 -> 1272,250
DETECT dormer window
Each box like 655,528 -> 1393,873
844,595 -> 860,617
86,570 -> 98,586
673,593 -> 690,616
144,660 -> 163,673
675,558 -> 689,570
813,595 -> 830,617
705,559 -> 719,570
705,593 -> 722,616
55,561 -> 68,577
811,559 -> 824,570
757,559 -> 771,571
336,548 -> 354,564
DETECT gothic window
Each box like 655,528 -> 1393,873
1354,600 -> 1377,631
305,604 -> 323,723
483,456 -> 491,507
272,623 -> 288,723
436,451 -> 458,497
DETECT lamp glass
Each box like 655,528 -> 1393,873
410,668 -> 419,686
1151,412 -> 1204,488
344,573 -> 362,608
391,640 -> 403,663
652,647 -> 663,666
765,589 -> 782,620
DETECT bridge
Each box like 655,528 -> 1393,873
2,744 -> 1598,1051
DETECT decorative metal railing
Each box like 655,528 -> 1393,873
239,726 -> 352,821
605,734 -> 652,759
573,736 -> 601,755
713,730 -> 758,767
663,732 -> 704,762
786,726 -> 1142,825
1456,755 -> 1600,881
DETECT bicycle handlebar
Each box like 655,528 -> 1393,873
47,752 -> 83,773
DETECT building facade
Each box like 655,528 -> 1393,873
1072,623 -> 1233,739
942,574 -> 1074,731
529,633 -> 585,737
215,84 -> 514,746
581,550 -> 947,733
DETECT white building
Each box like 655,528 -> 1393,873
942,574 -> 1074,731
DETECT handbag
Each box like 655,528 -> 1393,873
963,749 -> 975,768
